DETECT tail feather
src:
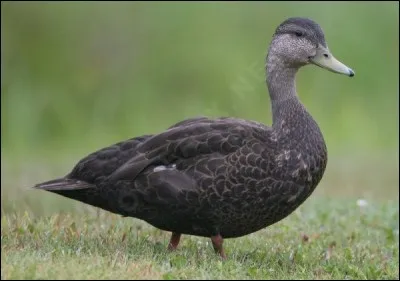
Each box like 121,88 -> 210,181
33,178 -> 95,191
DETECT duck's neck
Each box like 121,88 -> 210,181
266,53 -> 303,126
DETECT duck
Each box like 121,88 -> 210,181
34,17 -> 354,259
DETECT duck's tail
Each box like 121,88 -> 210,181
33,178 -> 95,191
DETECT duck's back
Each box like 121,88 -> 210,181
65,117 -> 215,184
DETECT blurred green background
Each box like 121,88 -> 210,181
1,2 -> 398,214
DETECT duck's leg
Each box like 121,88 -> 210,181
211,234 -> 226,259
167,232 -> 181,251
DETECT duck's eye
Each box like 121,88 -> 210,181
295,31 -> 303,37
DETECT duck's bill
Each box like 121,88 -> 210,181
310,46 -> 355,77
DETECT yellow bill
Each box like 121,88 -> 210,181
310,45 -> 355,77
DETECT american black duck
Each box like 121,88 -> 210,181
34,17 -> 354,259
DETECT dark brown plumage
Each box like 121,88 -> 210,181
34,17 -> 354,259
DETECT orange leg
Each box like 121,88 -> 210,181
167,232 -> 181,251
211,234 -> 226,259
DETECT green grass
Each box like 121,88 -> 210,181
1,198 -> 398,280
1,154 -> 399,279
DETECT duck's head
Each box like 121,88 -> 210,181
268,17 -> 355,77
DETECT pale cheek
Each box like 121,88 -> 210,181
307,48 -> 317,58
274,37 -> 314,64
297,44 -> 313,57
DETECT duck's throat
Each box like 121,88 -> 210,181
266,58 -> 299,101
266,55 -> 302,126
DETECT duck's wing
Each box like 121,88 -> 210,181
108,119 -> 262,183
34,117 -> 218,191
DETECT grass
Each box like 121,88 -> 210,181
1,154 -> 399,279
1,196 -> 398,280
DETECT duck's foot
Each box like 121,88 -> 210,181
167,232 -> 181,251
211,234 -> 226,260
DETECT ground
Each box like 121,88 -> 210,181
1,154 -> 398,279
1,196 -> 398,279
